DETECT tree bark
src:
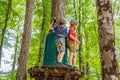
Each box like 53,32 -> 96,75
78,0 -> 82,70
12,32 -> 19,70
37,0 -> 46,65
73,0 -> 77,19
51,0 -> 66,24
16,0 -> 34,80
96,0 -> 120,79
0,0 -> 12,67
78,0 -> 85,73
38,0 -> 51,65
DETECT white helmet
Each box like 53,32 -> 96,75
70,19 -> 78,25
59,17 -> 66,24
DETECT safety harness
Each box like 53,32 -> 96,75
57,26 -> 65,37
56,26 -> 65,48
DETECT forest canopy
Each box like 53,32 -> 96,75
0,0 -> 120,80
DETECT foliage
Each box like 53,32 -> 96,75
0,0 -> 120,80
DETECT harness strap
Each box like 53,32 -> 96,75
58,26 -> 65,34
56,42 -> 65,48
58,34 -> 64,36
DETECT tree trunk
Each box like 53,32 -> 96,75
51,0 -> 66,24
42,0 -> 66,66
78,0 -> 82,70
16,0 -> 34,80
38,0 -> 51,65
12,32 -> 19,70
84,24 -> 90,76
96,0 -> 120,79
73,0 -> 77,19
38,0 -> 46,64
78,0 -> 85,73
0,0 -> 12,67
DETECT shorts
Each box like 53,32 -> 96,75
56,38 -> 65,52
68,42 -> 76,52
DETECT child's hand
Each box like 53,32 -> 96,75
53,17 -> 56,23
77,40 -> 80,44
76,34 -> 80,37
75,39 -> 80,44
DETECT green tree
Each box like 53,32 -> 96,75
37,0 -> 51,65
0,0 -> 12,67
16,0 -> 34,80
96,0 -> 120,79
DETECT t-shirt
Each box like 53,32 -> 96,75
54,26 -> 67,39
68,28 -> 77,42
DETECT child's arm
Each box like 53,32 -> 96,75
69,34 -> 80,44
49,20 -> 54,31
76,33 -> 80,37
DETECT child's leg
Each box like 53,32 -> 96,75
56,38 -> 65,65
57,51 -> 65,63
68,52 -> 74,65
72,52 -> 76,66
57,52 -> 60,62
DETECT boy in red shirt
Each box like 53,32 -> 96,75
68,19 -> 80,68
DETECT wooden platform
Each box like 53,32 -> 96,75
28,66 -> 84,80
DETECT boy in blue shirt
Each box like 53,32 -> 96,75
49,17 -> 67,67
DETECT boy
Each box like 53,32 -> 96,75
68,19 -> 80,68
49,17 -> 67,67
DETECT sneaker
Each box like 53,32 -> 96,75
73,66 -> 78,69
56,62 -> 66,67
68,65 -> 73,68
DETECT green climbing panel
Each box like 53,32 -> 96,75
43,32 -> 68,66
